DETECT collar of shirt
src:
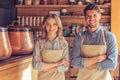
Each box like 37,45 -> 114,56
45,37 -> 59,43
86,27 -> 102,37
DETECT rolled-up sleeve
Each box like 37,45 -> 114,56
70,34 -> 86,68
32,40 -> 43,71
97,33 -> 118,70
57,40 -> 69,72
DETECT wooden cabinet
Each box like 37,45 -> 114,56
0,55 -> 32,80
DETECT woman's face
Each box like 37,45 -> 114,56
45,17 -> 58,35
85,10 -> 101,30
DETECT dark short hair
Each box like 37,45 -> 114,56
84,4 -> 101,16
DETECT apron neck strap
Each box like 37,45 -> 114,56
101,29 -> 106,45
81,29 -> 106,45
81,33 -> 85,45
60,39 -> 65,50
39,39 -> 64,50
39,39 -> 45,50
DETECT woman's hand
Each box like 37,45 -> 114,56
58,58 -> 69,67
37,56 -> 42,62
86,64 -> 97,69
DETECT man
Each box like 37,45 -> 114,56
71,4 -> 118,80
0,0 -> 17,27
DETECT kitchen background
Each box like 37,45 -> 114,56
0,0 -> 120,80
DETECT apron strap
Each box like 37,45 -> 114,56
101,29 -> 106,45
39,39 -> 45,50
81,29 -> 106,45
60,39 -> 65,50
40,38 -> 64,50
81,33 -> 85,45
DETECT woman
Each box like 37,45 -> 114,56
32,14 -> 69,80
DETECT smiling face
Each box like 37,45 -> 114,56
45,17 -> 58,35
85,10 -> 101,32
42,14 -> 63,39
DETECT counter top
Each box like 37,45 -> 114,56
0,54 -> 32,71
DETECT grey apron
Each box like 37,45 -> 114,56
38,40 -> 65,80
77,30 -> 112,80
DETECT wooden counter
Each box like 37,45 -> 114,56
0,53 -> 119,80
0,55 -> 32,80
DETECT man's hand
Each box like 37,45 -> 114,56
97,54 -> 107,62
84,54 -> 107,67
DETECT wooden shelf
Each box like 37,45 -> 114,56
61,15 -> 110,25
16,5 -> 110,8
61,15 -> 110,19
65,37 -> 74,39
21,15 -> 110,31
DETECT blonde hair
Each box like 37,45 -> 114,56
41,14 -> 64,40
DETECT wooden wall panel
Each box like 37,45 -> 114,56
111,0 -> 120,54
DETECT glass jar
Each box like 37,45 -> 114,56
95,0 -> 100,5
77,0 -> 83,5
50,0 -> 58,5
70,24 -> 76,37
43,0 -> 48,5
63,29 -> 67,36
17,0 -> 23,5
61,8 -> 67,16
25,0 -> 32,5
33,0 -> 40,5
85,0 -> 91,5
69,0 -> 75,5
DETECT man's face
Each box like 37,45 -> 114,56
85,10 -> 101,30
